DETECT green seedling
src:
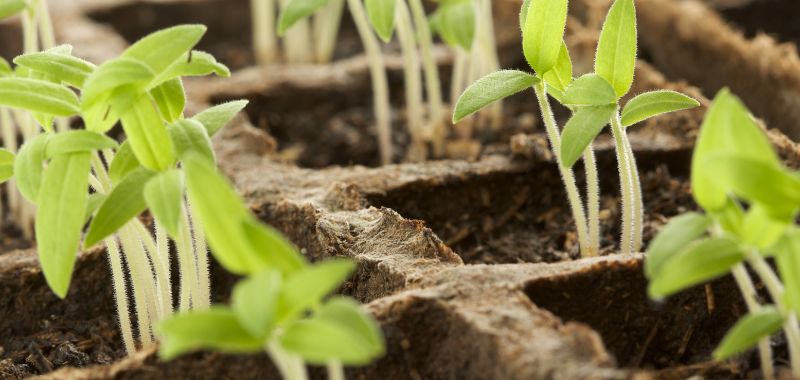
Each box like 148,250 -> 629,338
0,0 -> 59,238
159,153 -> 385,380
251,0 -> 345,65
0,24 -> 241,355
432,0 -> 501,136
646,89 -> 800,380
453,0 -> 698,257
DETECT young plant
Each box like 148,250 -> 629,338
251,0 -> 345,64
158,153 -> 385,380
454,0 -> 698,257
0,25 -> 242,355
646,89 -> 800,380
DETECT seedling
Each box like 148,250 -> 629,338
0,25 -> 242,355
453,0 -> 698,257
0,0 -> 59,238
251,0 -> 345,64
158,153 -> 385,380
646,89 -> 800,380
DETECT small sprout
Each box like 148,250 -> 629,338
646,89 -> 800,379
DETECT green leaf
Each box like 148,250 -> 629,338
0,57 -> 12,77
278,0 -> 331,35
122,24 -> 207,76
713,307 -> 783,360
0,78 -> 80,116
0,148 -> 14,183
741,205 -> 790,250
648,237 -> 744,299
35,152 -> 91,298
645,212 -> 711,278
84,193 -> 107,224
183,153 -> 268,274
108,141 -> 141,183
152,50 -> 230,86
542,41 -> 573,97
453,70 -> 539,123
774,229 -> 800,313
167,119 -> 215,163
431,0 -> 475,50
562,74 -> 617,106
241,218 -> 307,274
13,50 -> 96,89
620,90 -> 700,127
158,307 -> 263,360
192,100 -> 249,136
81,57 -> 155,111
232,269 -> 282,339
14,134 -> 49,202
84,168 -> 157,248
45,130 -> 119,157
519,0 -> 532,27
365,0 -> 397,42
522,0 -> 568,74
278,259 -> 356,323
281,297 -> 384,365
150,78 -> 185,123
704,154 -> 800,220
118,93 -> 176,171
594,0 -> 637,98
143,169 -> 184,239
711,197 -> 745,237
692,89 -> 780,212
0,0 -> 25,19
559,104 -> 616,168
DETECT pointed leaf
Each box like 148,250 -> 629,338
559,104 -> 616,168
14,134 -> 49,202
278,259 -> 356,323
645,212 -> 711,278
595,0 -> 637,98
81,57 -> 154,111
14,50 -> 96,89
84,168 -> 157,248
241,218 -> 307,274
562,74 -> 617,106
108,141 -> 141,183
741,205 -> 789,250
431,0 -> 475,50
453,70 -> 538,123
314,297 -> 384,361
522,0 -> 568,74
45,130 -> 119,157
365,0 -> 397,42
35,152 -> 91,298
150,78 -> 185,123
232,269 -> 282,339
648,237 -> 744,299
192,100 -> 249,136
621,90 -> 700,127
152,50 -> 230,86
158,307 -> 263,360
278,0 -> 331,35
713,308 -> 783,360
122,24 -> 207,76
519,0 -> 532,27
0,78 -> 80,116
143,169 -> 184,239
543,41 -> 573,96
118,93 -> 176,171
84,193 -> 107,223
167,119 -> 215,163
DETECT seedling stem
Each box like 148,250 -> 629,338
610,109 -> 634,254
407,0 -> 445,155
251,0 -> 279,64
396,1 -> 426,161
313,0 -> 345,63
730,264 -> 776,380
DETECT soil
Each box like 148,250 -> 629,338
0,0 -> 798,379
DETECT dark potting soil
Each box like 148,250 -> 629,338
717,0 -> 800,48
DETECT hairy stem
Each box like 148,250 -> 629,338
622,131 -> 643,252
396,1 -> 426,162
22,4 -> 39,54
251,0 -> 278,65
177,205 -> 199,312
1,108 -> 18,221
280,0 -> 313,63
609,109 -> 634,254
104,236 -> 136,355
450,48 -> 468,111
187,199 -> 210,309
347,0 -> 393,165
583,145 -> 600,256
533,82 -> 590,257
731,264 -> 776,380
476,0 -> 502,130
267,341 -> 309,380
407,0 -> 445,156
747,252 -> 800,377
133,220 -> 172,322
118,223 -> 156,346
313,0 -> 345,63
